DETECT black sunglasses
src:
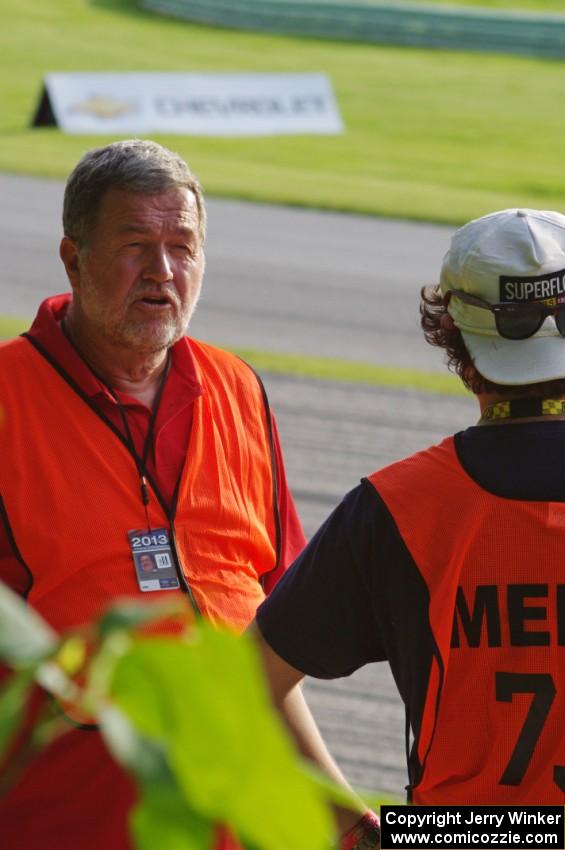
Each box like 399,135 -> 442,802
448,289 -> 565,340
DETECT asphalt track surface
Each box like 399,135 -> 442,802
0,172 -> 476,797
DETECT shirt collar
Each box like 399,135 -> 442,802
27,293 -> 203,407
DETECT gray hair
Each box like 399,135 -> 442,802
63,139 -> 206,247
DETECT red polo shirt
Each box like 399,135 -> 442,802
0,294 -> 306,598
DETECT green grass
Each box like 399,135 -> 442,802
233,348 -> 467,395
0,314 -> 466,395
3,0 -> 565,225
0,316 -> 28,339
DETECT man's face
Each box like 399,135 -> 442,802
63,186 -> 205,354
139,554 -> 154,572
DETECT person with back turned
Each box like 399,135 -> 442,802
251,208 -> 565,812
0,139 -> 308,850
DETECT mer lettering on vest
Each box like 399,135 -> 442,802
500,270 -> 565,302
451,584 -> 565,648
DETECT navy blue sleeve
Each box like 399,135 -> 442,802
255,481 -> 389,679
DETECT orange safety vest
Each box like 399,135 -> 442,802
0,334 -> 279,634
0,335 -> 279,850
369,436 -> 565,805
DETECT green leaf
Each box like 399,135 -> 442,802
100,705 -> 172,783
0,581 -> 58,665
97,600 -> 188,638
101,705 -> 214,850
110,623 -> 334,850
303,764 -> 367,813
0,669 -> 34,761
55,636 -> 87,676
34,660 -> 78,703
131,779 -> 213,850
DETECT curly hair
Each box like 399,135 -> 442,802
420,284 -> 565,397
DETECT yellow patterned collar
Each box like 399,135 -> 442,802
480,398 -> 565,424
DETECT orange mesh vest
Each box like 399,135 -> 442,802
0,335 -> 279,635
369,436 -> 565,805
0,335 -> 277,850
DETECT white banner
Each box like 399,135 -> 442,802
34,72 -> 344,136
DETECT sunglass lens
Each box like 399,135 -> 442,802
555,306 -> 565,337
495,305 -> 543,340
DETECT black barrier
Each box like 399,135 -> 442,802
381,806 -> 564,850
139,0 -> 565,60
32,86 -> 56,127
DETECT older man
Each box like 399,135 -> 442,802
253,208 -> 565,811
0,140 -> 305,850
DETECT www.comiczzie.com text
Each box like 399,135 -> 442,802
380,806 -> 564,849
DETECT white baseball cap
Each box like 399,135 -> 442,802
440,208 -> 565,385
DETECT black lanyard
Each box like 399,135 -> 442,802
61,319 -> 170,527
108,354 -> 170,528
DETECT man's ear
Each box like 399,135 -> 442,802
59,237 -> 82,291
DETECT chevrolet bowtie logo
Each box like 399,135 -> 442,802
69,95 -> 136,119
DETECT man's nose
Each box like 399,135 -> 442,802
143,246 -> 173,282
